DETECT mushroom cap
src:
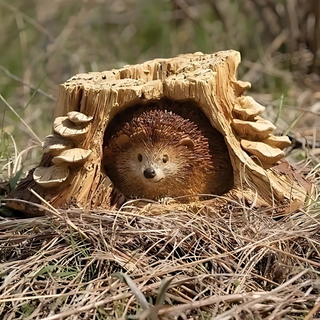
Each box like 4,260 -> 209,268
52,148 -> 92,166
241,140 -> 285,165
232,117 -> 276,140
53,116 -> 90,139
67,111 -> 93,124
233,80 -> 251,96
262,134 -> 292,149
42,134 -> 73,156
233,96 -> 265,120
33,166 -> 70,188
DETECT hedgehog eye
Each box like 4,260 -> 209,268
162,154 -> 169,163
138,154 -> 143,162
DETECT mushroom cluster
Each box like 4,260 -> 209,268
232,93 -> 291,168
33,111 -> 93,188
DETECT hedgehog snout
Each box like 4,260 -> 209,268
142,165 -> 164,183
144,168 -> 156,179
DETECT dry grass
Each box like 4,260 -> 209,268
1,190 -> 320,319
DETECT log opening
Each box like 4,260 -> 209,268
102,98 -> 234,201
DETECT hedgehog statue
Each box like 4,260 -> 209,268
103,99 -> 234,200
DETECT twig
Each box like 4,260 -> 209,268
0,66 -> 56,101
39,292 -> 132,320
304,299 -> 320,320
0,94 -> 42,144
28,188 -> 90,241
159,270 -> 309,317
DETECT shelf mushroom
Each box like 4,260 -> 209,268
52,148 -> 92,166
33,166 -> 70,188
35,111 -> 93,189
67,111 -> 93,124
233,96 -> 265,120
241,140 -> 285,166
53,116 -> 91,139
43,134 -> 73,156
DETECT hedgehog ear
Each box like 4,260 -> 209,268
116,134 -> 131,148
179,137 -> 195,150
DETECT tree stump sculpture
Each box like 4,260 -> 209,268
7,51 -> 314,215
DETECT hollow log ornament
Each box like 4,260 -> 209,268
7,51 -> 314,214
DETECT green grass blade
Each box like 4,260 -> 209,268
274,94 -> 284,126
9,166 -> 23,190
155,277 -> 173,306
111,272 -> 149,311
283,111 -> 305,136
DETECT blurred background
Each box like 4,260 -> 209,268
0,0 -> 320,184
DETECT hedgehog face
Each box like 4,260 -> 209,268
124,145 -> 182,186
103,133 -> 198,200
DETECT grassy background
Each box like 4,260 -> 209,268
0,0 -> 320,182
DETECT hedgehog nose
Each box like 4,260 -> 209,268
144,168 -> 156,179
